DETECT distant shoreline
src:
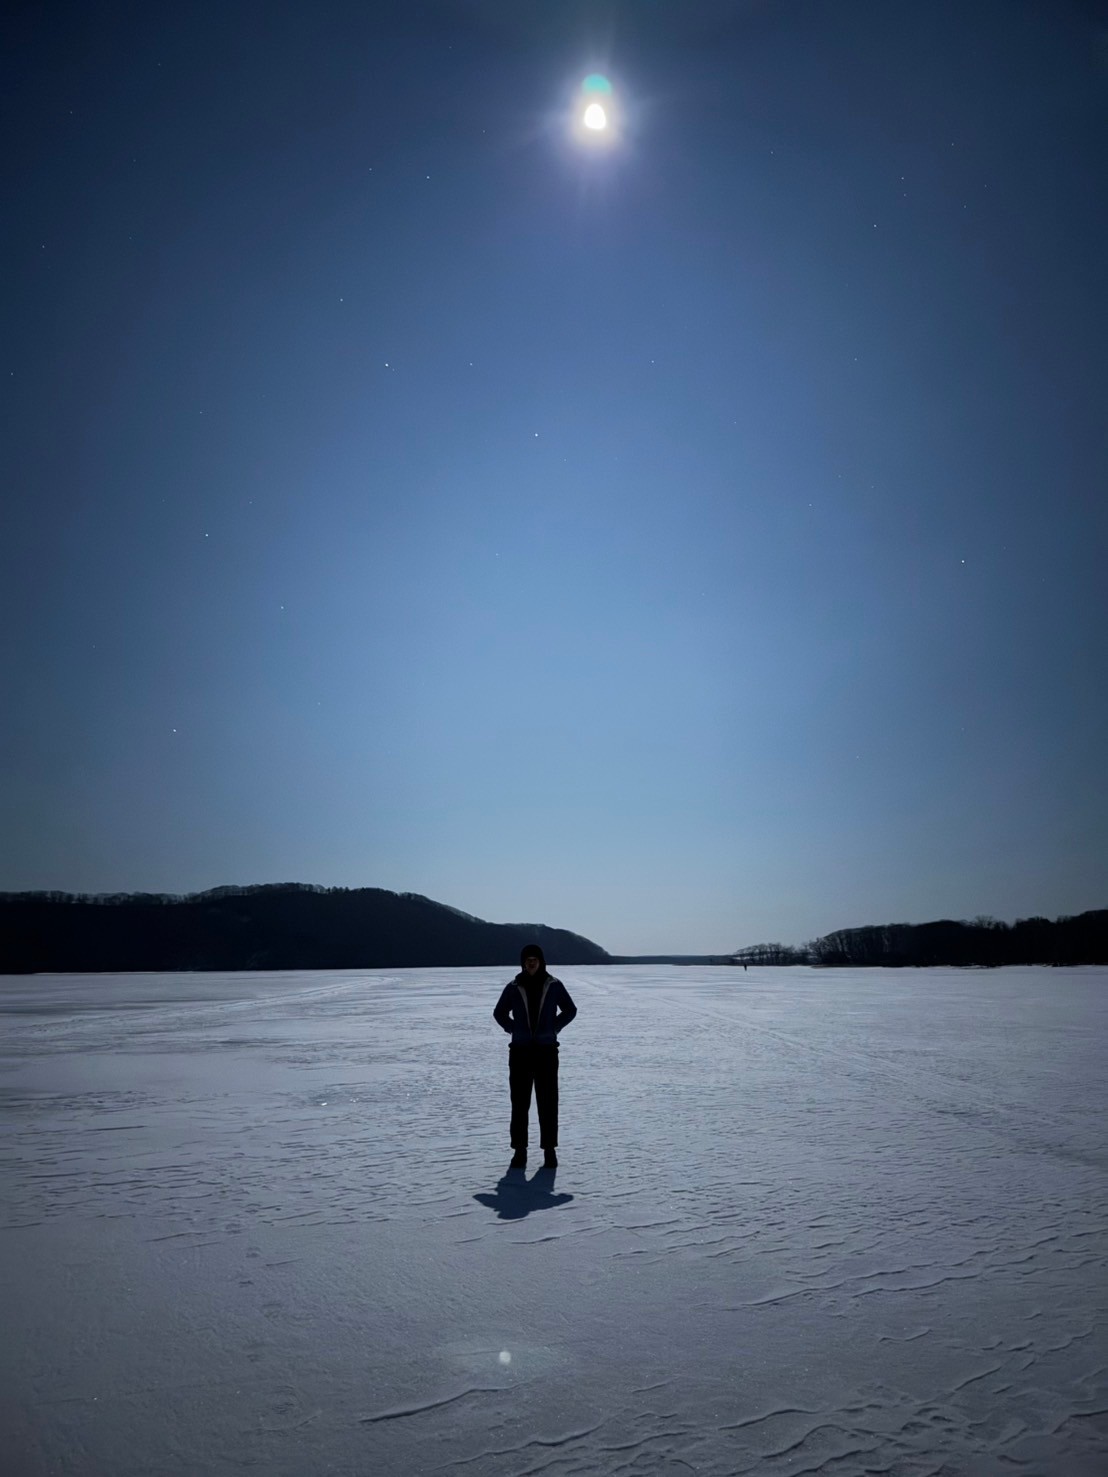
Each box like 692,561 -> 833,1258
2,885 -> 1104,973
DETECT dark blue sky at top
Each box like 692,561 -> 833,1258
3,0 -> 1105,954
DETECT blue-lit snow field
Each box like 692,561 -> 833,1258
2,966 -> 1106,1474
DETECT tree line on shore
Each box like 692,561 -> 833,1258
733,910 -> 1108,967
1,886 -> 1104,973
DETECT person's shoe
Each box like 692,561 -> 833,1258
543,1150 -> 558,1169
510,1149 -> 527,1169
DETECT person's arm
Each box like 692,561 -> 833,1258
554,981 -> 577,1034
493,984 -> 515,1034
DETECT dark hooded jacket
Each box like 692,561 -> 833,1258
493,944 -> 578,1046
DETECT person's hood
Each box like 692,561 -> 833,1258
518,942 -> 547,978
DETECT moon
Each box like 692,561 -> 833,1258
573,75 -> 617,146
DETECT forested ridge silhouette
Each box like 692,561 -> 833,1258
0,883 -> 610,973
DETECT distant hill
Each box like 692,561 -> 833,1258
0,884 -> 611,974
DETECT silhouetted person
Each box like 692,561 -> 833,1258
493,944 -> 577,1169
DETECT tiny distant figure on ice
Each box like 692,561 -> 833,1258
493,945 -> 577,1171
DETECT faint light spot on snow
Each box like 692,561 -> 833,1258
499,1350 -> 511,1365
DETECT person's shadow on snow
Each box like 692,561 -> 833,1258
473,1166 -> 574,1220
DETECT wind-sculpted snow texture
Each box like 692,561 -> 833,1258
2,966 -> 1106,1475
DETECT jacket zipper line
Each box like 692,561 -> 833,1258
517,980 -> 551,1038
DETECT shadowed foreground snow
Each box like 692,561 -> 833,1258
2,965 -> 1106,1475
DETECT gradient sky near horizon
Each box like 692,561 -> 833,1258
3,0 -> 1106,955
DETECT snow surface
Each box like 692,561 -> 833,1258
2,965 -> 1106,1476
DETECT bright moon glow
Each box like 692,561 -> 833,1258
573,73 -> 616,146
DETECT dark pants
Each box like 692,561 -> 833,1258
509,1042 -> 559,1149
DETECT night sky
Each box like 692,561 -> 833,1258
4,1 -> 1106,954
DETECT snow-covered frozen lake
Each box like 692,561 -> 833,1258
2,965 -> 1106,1475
